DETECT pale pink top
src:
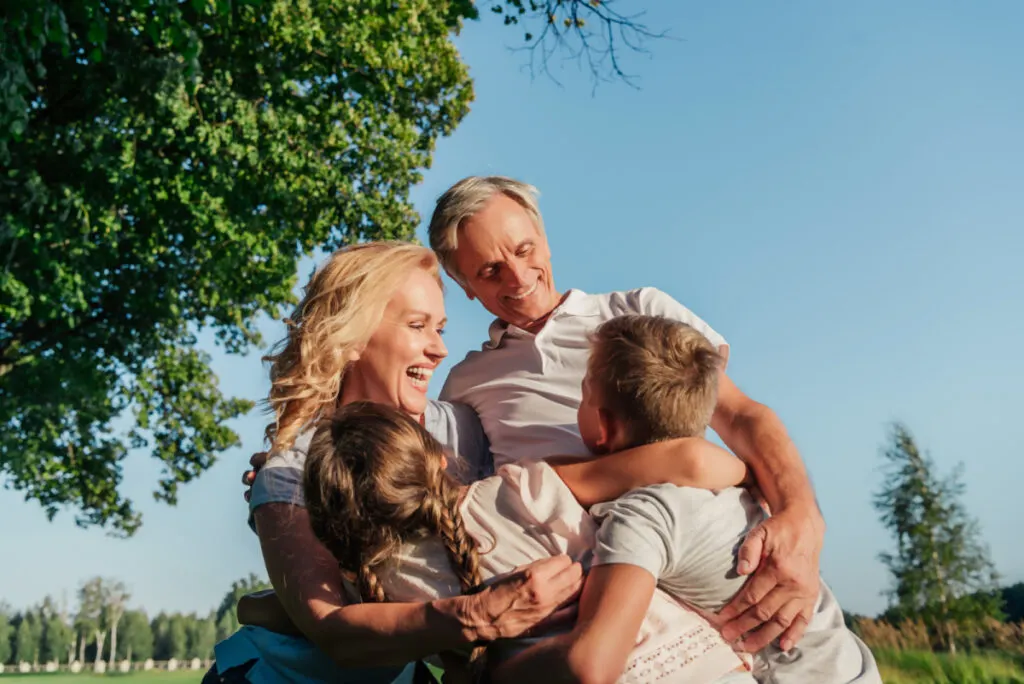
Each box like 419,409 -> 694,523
379,461 -> 746,683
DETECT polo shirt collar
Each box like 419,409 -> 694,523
483,289 -> 600,348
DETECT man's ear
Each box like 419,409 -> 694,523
444,267 -> 477,302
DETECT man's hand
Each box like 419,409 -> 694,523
242,451 -> 269,502
463,555 -> 583,642
718,505 -> 824,653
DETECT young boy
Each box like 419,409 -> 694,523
499,315 -> 881,684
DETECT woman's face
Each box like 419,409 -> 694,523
343,268 -> 448,419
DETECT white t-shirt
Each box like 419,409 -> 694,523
591,485 -> 882,684
440,288 -> 728,469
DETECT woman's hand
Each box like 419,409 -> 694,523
242,451 -> 268,502
461,555 -> 584,642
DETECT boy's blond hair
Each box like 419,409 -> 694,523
588,315 -> 723,448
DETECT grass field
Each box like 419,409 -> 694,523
0,673 -> 198,683
875,649 -> 1024,684
4,651 -> 1024,683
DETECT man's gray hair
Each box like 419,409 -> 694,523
427,176 -> 544,286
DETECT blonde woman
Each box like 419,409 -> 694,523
208,242 -> 585,684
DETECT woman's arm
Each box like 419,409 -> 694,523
550,437 -> 749,509
254,503 -> 584,668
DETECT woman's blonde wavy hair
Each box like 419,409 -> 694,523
304,401 -> 485,671
263,241 -> 442,452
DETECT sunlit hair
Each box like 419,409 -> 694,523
262,242 -> 441,452
303,401 -> 485,668
428,175 -> 544,286
588,315 -> 723,448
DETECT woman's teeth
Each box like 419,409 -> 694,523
407,367 -> 433,388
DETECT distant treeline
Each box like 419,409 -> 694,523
0,574 -> 269,666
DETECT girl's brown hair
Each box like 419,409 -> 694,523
303,399 -> 483,619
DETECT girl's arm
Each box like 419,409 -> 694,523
253,502 -> 583,668
550,437 -> 750,509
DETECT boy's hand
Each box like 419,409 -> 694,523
718,504 -> 824,652
242,451 -> 269,502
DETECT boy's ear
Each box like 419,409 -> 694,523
595,407 -> 621,454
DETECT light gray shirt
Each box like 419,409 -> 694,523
248,399 -> 492,530
591,484 -> 882,684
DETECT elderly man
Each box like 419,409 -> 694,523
427,176 -> 824,656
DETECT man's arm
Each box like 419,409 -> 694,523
550,438 -> 749,509
710,366 -> 825,653
254,503 -> 585,667
492,565 -> 655,684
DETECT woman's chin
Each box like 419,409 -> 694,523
399,394 -> 429,418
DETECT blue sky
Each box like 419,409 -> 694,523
3,1 -> 1022,619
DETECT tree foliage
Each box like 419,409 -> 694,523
214,572 -> 270,640
874,423 -> 1003,653
0,606 -> 11,664
115,610 -> 153,662
1,0 -> 662,536
1,0 -> 476,535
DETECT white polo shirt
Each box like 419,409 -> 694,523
440,287 -> 728,469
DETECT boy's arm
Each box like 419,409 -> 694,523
549,437 -> 749,509
492,565 -> 655,684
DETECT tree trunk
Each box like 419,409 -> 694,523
127,645 -> 132,665
93,629 -> 106,669
108,619 -> 119,669
77,632 -> 85,663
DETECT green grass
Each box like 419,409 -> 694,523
0,672 -> 198,683
875,649 -> 1024,684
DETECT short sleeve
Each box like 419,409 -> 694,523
446,401 -> 494,480
626,287 -> 729,360
425,400 -> 494,482
246,430 -> 314,532
590,488 -> 680,581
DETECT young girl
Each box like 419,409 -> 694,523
303,401 -> 753,684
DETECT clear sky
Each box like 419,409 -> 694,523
3,1 -> 1022,619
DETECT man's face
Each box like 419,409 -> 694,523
452,193 -> 560,331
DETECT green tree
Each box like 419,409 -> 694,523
187,614 -> 217,660
0,604 -> 12,665
76,577 -> 106,667
40,612 -> 73,665
102,580 -> 129,669
1002,582 -> 1024,623
13,613 -> 40,664
149,613 -> 171,661
1,0 -> 660,537
0,0 -> 474,537
166,614 -> 189,661
874,423 -> 1003,654
215,573 -> 271,640
115,610 -> 152,662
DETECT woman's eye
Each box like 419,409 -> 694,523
409,322 -> 425,330
436,327 -> 446,336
